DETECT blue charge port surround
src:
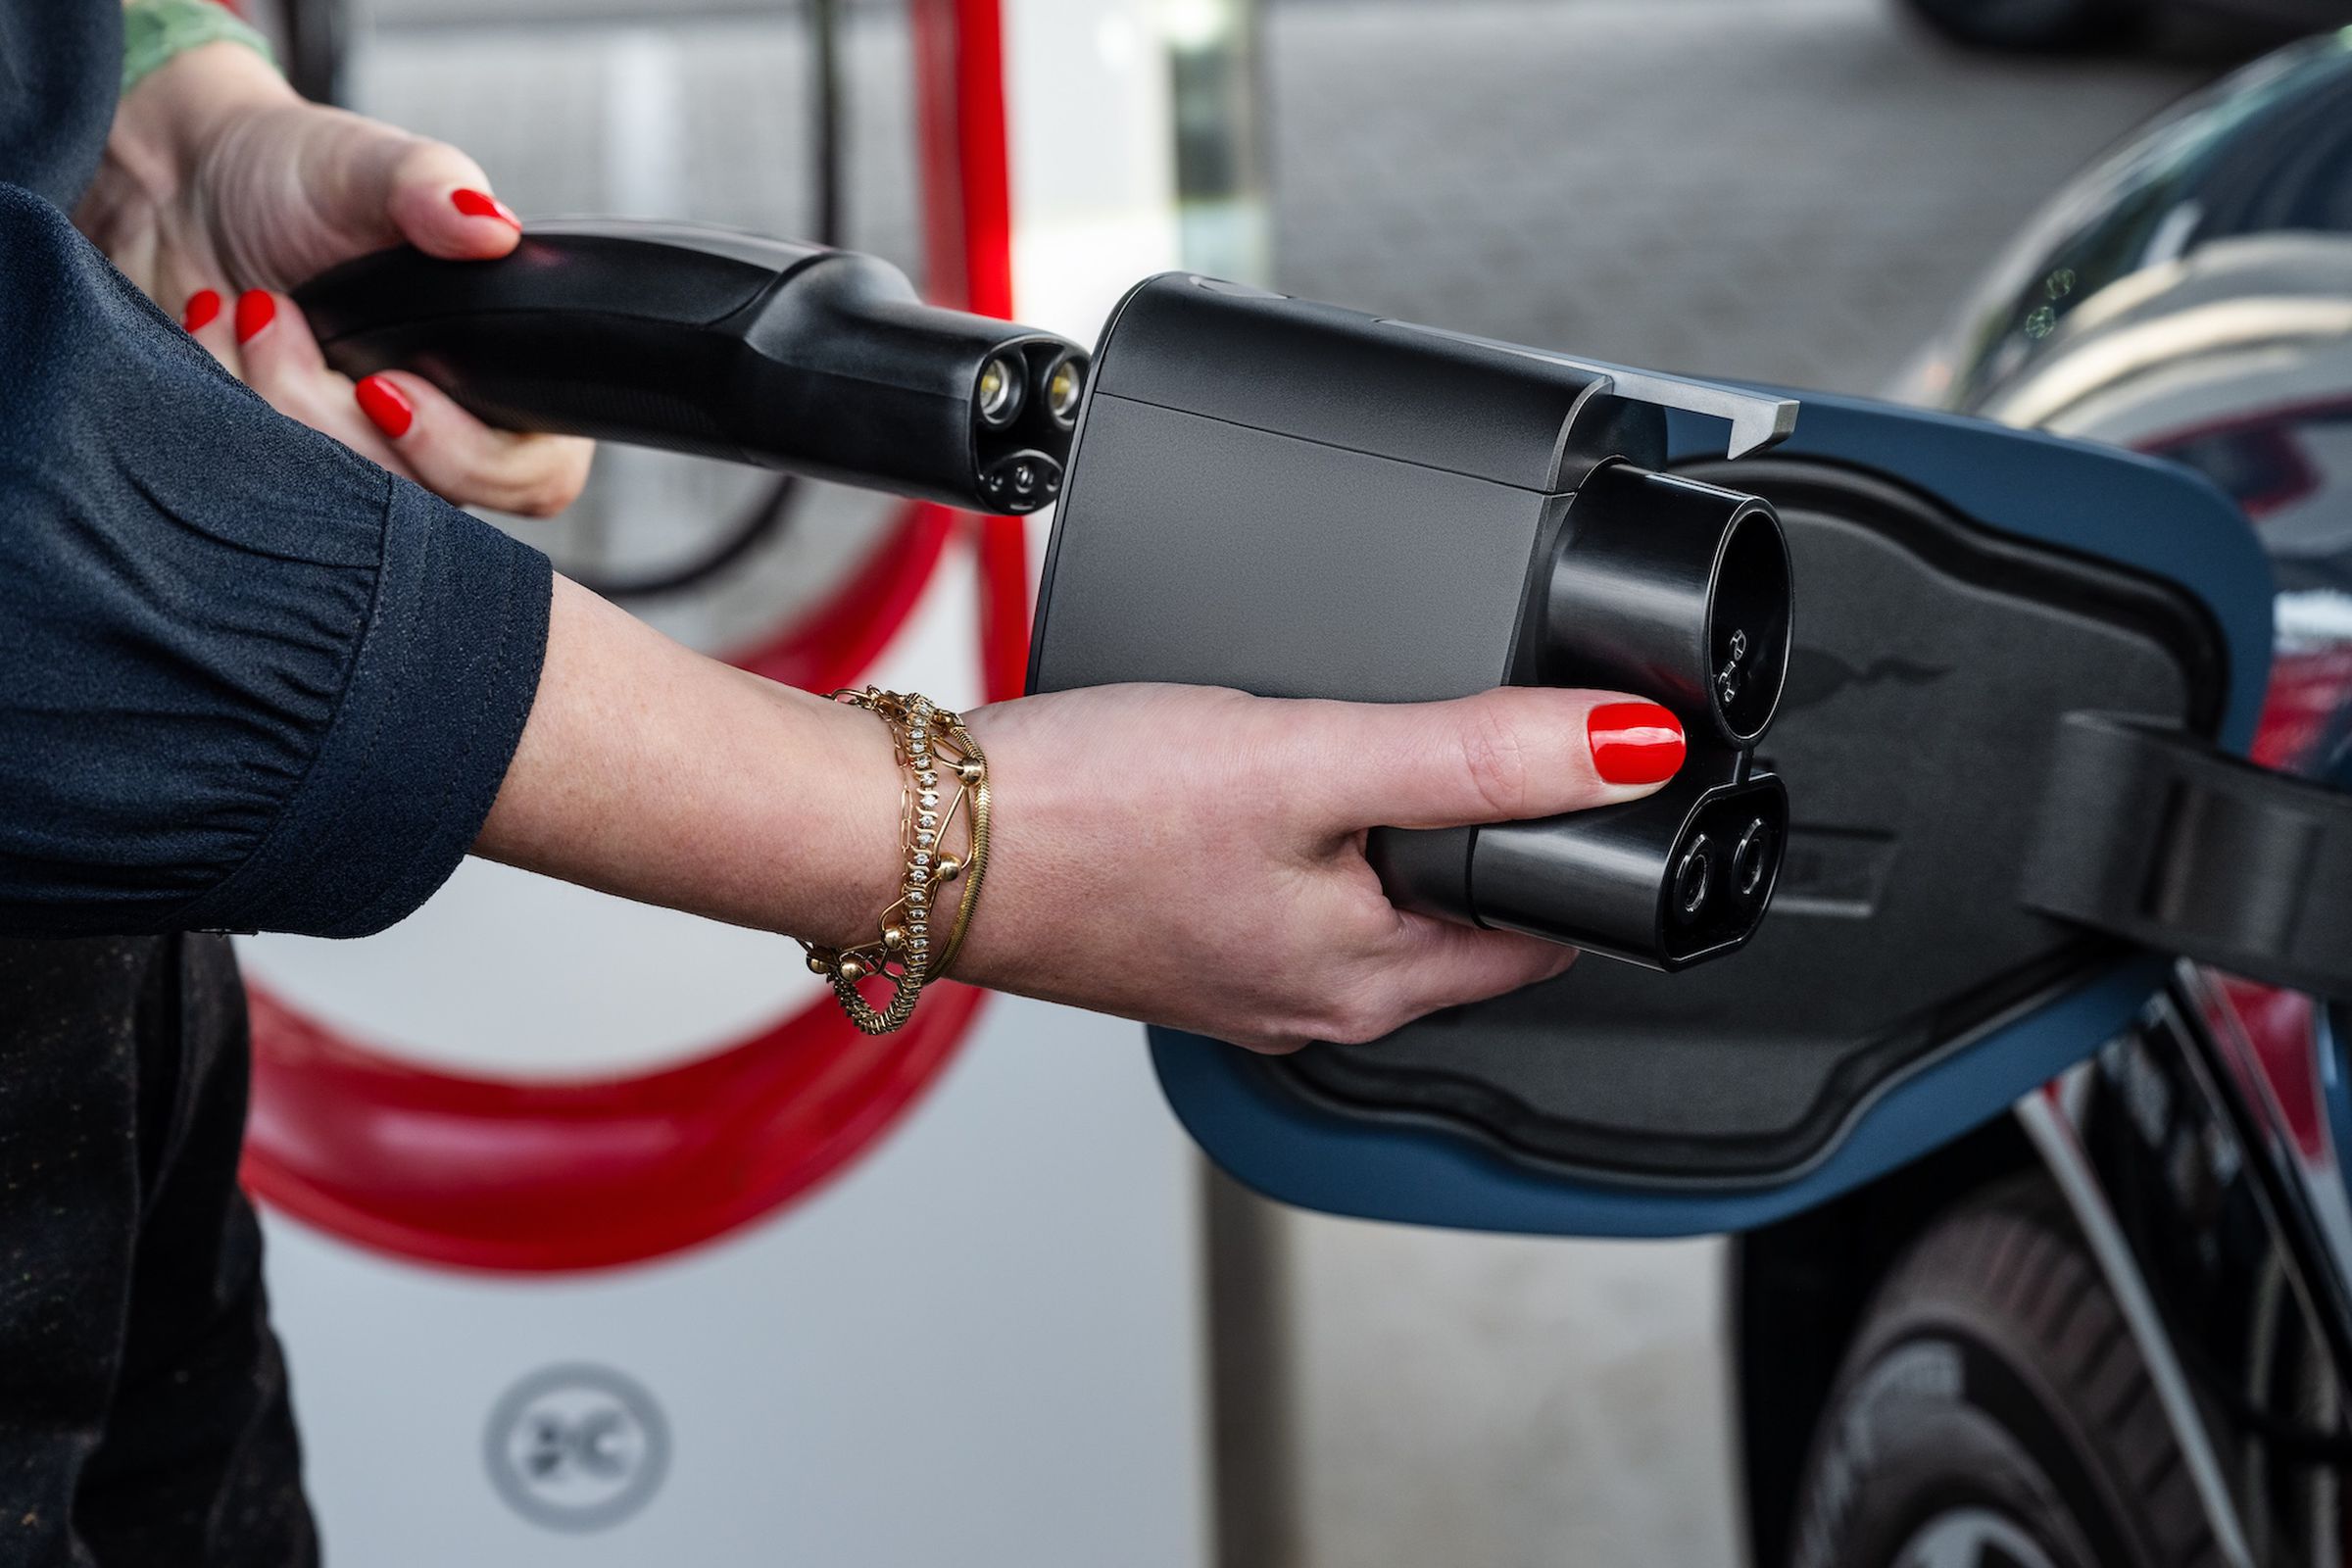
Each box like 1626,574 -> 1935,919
1148,386 -> 2275,1239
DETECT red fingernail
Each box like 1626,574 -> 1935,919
181,289 -> 221,332
233,289 -> 275,343
355,374 -> 415,439
451,188 -> 521,229
1588,701 -> 1685,786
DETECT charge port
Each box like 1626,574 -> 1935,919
1660,779 -> 1788,964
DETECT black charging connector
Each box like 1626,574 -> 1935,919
1028,273 -> 1799,972
295,220 -> 1089,515
1461,762 -> 1789,967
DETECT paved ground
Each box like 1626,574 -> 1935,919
1266,0 -> 2217,393
350,3 -> 2225,1563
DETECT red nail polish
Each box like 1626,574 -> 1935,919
451,188 -> 522,229
355,374 -> 415,439
1588,701 -> 1686,786
181,289 -> 221,332
233,289 -> 275,343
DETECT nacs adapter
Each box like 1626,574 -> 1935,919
1028,274 -> 1798,971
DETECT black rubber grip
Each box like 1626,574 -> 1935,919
295,219 -> 1085,514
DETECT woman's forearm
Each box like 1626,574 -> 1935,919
475,575 -> 1688,1053
473,575 -> 904,951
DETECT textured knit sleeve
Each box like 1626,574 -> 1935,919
0,0 -> 117,213
0,183 -> 553,937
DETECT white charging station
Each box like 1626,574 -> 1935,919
237,5 -> 1223,1560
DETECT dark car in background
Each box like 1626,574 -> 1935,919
1739,34 -> 2352,1567
1904,0 -> 2352,53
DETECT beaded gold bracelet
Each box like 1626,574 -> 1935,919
799,689 -> 992,1034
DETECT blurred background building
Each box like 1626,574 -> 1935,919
239,0 -> 2295,1562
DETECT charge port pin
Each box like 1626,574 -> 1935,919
1672,834 -> 1715,924
1716,626 -> 1750,708
1732,818 -> 1775,901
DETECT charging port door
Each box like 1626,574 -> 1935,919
1152,388 -> 2281,1238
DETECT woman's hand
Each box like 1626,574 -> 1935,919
954,682 -> 1681,1052
75,39 -> 591,514
474,578 -> 1688,1055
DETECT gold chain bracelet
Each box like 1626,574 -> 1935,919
799,688 -> 992,1034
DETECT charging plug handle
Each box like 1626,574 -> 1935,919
294,220 -> 1087,514
2023,712 -> 2352,999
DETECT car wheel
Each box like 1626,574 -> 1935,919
1898,0 -> 2150,52
1788,1177 -> 2222,1568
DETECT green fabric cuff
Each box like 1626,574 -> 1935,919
121,0 -> 278,96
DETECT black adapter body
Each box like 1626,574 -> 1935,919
1027,275 -> 1796,970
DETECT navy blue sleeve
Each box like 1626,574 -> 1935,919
0,0 -> 115,213
0,184 -> 553,938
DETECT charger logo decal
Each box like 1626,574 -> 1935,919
486,1364 -> 670,1533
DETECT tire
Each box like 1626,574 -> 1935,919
1788,1177 -> 2224,1568
1898,0 -> 2150,52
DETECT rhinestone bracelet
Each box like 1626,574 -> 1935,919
800,688 -> 992,1034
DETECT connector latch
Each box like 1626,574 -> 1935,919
2022,712 -> 2352,999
